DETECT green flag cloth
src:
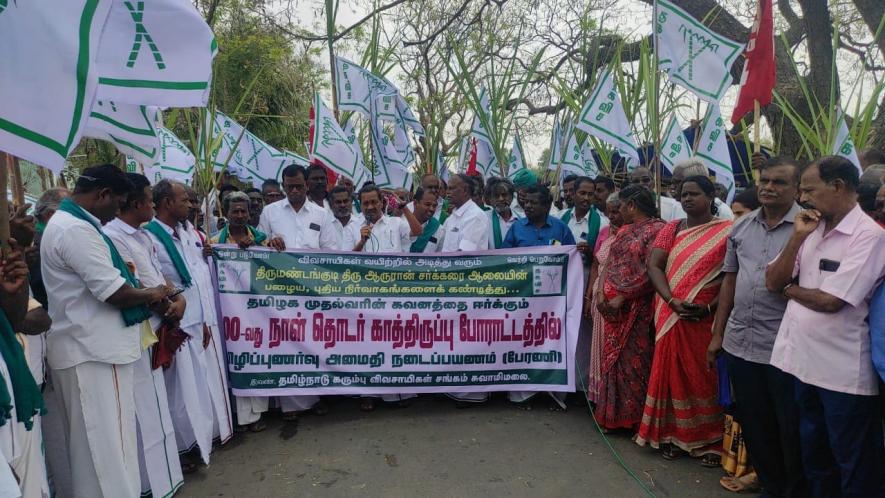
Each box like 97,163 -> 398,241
409,217 -> 441,253
58,198 -> 151,327
0,310 -> 45,431
144,220 -> 193,288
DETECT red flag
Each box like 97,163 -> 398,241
466,138 -> 480,177
731,0 -> 775,124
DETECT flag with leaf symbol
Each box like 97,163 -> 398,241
84,102 -> 160,166
311,93 -> 368,185
655,0 -> 743,103
0,0 -> 112,172
95,0 -> 217,107
334,57 -> 423,136
142,126 -> 196,185
576,69 -> 640,166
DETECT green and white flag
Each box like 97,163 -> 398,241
560,131 -> 589,179
341,118 -> 369,187
456,136 -> 470,174
281,150 -> 310,168
202,111 -> 296,183
655,0 -> 743,103
95,0 -> 217,107
436,145 -> 450,182
695,103 -> 735,202
312,93 -> 368,185
0,0 -> 112,172
84,102 -> 160,166
547,115 -> 563,171
334,57 -> 424,137
469,88 -> 500,177
660,116 -> 691,173
144,126 -> 196,185
580,142 -> 600,178
576,69 -> 640,165
833,108 -> 862,174
508,130 -> 527,179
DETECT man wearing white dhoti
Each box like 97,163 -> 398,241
439,174 -> 492,406
104,173 -> 185,497
258,165 -> 334,419
144,180 -> 216,469
41,165 -> 171,497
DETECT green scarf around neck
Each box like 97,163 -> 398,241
560,206 -> 602,251
216,225 -> 267,245
437,199 -> 450,225
491,210 -> 516,249
0,311 -> 46,430
58,199 -> 151,327
409,217 -> 441,253
0,311 -> 45,430
144,220 -> 193,288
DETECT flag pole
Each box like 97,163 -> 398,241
752,99 -> 761,182
652,0 -> 663,211
10,155 -> 24,207
325,0 -> 340,120
0,152 -> 11,256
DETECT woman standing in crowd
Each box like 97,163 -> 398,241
586,193 -> 622,403
592,187 -> 664,431
637,175 -> 732,465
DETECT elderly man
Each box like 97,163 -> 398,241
766,156 -> 885,497
261,179 -> 285,205
245,188 -> 264,227
440,173 -> 493,405
486,178 -> 520,249
104,173 -> 186,496
42,165 -> 171,497
30,188 -> 69,308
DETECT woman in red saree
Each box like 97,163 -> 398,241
636,176 -> 732,464
593,186 -> 665,430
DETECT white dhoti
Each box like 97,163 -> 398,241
9,334 -> 49,498
201,325 -> 232,443
363,394 -> 417,403
0,459 -> 19,498
133,352 -> 182,498
446,392 -> 489,403
163,337 -> 213,464
279,395 -> 319,413
52,361 -> 140,498
235,397 -> 268,426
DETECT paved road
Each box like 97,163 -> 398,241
178,396 -> 735,498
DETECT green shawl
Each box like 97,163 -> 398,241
144,220 -> 193,288
560,206 -> 602,251
58,199 -> 151,327
216,225 -> 267,245
409,217 -> 441,253
0,310 -> 44,430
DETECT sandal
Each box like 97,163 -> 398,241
360,398 -> 377,412
700,454 -> 722,467
248,419 -> 267,433
661,444 -> 686,460
719,473 -> 760,493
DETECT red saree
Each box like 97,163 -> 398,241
635,218 -> 731,454
595,218 -> 665,430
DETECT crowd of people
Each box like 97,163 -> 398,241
0,150 -> 881,497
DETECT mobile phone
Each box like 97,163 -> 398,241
168,287 -> 185,298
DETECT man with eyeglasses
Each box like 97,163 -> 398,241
257,164 -> 334,419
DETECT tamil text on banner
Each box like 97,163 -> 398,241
213,246 -> 582,396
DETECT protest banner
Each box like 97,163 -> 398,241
213,246 -> 582,396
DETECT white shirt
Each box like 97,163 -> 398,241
258,199 -> 332,250
488,210 -> 520,249
182,221 -> 219,328
406,199 -> 444,221
559,207 -> 610,243
41,209 -> 139,369
660,196 -> 733,221
362,215 -> 411,253
104,218 -> 168,329
510,198 -> 525,219
320,213 -> 364,251
146,218 -> 205,331
439,199 -> 491,252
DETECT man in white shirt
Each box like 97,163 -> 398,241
306,164 -> 332,211
104,173 -> 186,496
440,174 -> 492,253
440,174 -> 492,405
408,188 -> 445,253
42,164 -> 171,498
144,180 -> 217,468
405,174 -> 447,221
559,176 -> 610,257
320,186 -> 364,251
352,185 -> 421,411
258,165 -> 333,417
486,178 -> 520,249
183,187 -> 234,446
354,185 -> 421,254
